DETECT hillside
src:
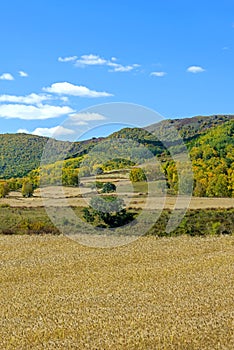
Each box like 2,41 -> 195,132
0,114 -> 233,180
146,114 -> 234,141
0,134 -> 49,178
191,120 -> 234,197
0,133 -> 103,179
152,120 -> 233,197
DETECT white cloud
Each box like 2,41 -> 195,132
43,82 -> 113,98
76,54 -> 107,66
60,53 -> 140,73
108,62 -> 138,72
18,126 -> 75,138
187,66 -> 205,73
0,93 -> 52,105
0,73 -> 14,80
36,126 -> 75,137
150,71 -> 167,77
19,70 -> 28,77
58,56 -> 78,62
0,104 -> 74,120
60,96 -> 69,102
72,121 -> 88,126
68,112 -> 107,124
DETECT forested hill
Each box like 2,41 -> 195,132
191,120 -> 234,197
0,114 -> 233,179
0,133 -> 102,179
146,114 -> 234,140
0,134 -> 48,178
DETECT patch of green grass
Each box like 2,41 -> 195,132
0,206 -> 60,235
0,206 -> 233,237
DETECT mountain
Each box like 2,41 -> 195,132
0,133 -> 103,179
0,114 -> 233,179
146,114 -> 234,141
0,133 -> 49,179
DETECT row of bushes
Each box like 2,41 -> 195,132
147,208 -> 234,236
0,205 -> 233,237
0,180 -> 34,198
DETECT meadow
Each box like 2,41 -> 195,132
0,234 -> 233,349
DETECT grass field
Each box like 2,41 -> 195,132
0,235 -> 233,349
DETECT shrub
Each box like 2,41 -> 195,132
83,195 -> 135,228
0,182 -> 10,198
102,182 -> 116,193
129,168 -> 147,182
22,181 -> 34,198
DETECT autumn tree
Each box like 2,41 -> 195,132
0,182 -> 10,198
129,168 -> 147,182
22,181 -> 34,198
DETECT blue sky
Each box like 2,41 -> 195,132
0,0 -> 234,140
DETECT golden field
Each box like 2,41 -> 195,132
0,235 -> 233,349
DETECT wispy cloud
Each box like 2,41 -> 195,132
0,73 -> 14,81
18,126 -> 75,138
68,112 -> 107,125
0,104 -> 74,120
19,70 -> 28,77
150,71 -> 167,77
58,56 -> 78,62
108,62 -> 140,72
0,93 -> 52,105
187,66 -> 205,73
76,54 -> 107,66
59,53 -> 140,73
43,82 -> 113,98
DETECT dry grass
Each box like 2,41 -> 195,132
0,235 -> 233,349
0,187 -> 233,209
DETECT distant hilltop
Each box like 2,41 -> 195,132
0,114 -> 233,181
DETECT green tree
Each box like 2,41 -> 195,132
62,169 -> 79,186
0,182 -> 10,198
83,195 -> 134,228
22,181 -> 34,198
129,168 -> 147,182
102,182 -> 116,193
91,195 -> 124,213
206,174 -> 231,197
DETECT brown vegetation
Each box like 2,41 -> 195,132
0,235 -> 233,349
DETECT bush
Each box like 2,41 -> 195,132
102,182 -> 116,193
0,182 -> 10,198
83,195 -> 135,228
129,168 -> 147,182
22,181 -> 34,198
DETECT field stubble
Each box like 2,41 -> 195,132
0,235 -> 233,349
